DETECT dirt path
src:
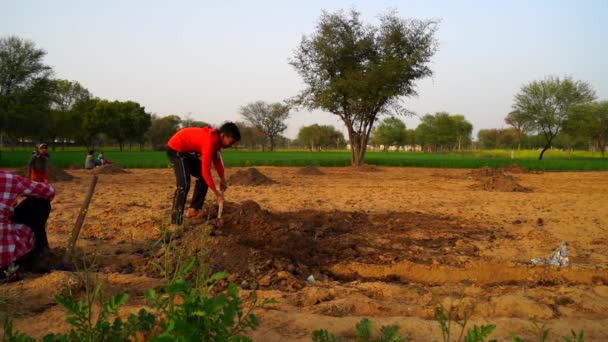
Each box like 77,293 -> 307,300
2,167 -> 608,341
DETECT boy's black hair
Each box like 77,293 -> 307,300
219,122 -> 241,142
89,150 -> 95,155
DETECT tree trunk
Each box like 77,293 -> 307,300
539,144 -> 550,160
269,136 -> 275,152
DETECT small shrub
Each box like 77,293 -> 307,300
312,317 -> 406,342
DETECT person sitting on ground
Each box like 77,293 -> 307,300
97,152 -> 112,166
85,150 -> 101,169
166,122 -> 240,224
0,170 -> 55,281
27,143 -> 50,183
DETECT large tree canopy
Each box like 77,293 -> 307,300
240,101 -> 290,151
512,76 -> 596,160
290,9 -> 438,165
0,36 -> 54,141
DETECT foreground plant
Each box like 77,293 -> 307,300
2,258 -> 273,341
312,317 -> 406,342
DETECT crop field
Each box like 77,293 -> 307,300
1,149 -> 607,170
1,165 -> 607,340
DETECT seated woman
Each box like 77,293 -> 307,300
85,150 -> 101,169
0,171 -> 55,281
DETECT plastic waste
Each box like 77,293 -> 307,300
531,241 -> 569,267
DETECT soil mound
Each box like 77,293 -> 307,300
148,200 -> 505,291
92,164 -> 128,174
14,163 -> 74,182
297,166 -> 324,176
228,168 -> 275,186
503,164 -> 529,174
469,167 -> 531,192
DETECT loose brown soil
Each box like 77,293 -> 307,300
468,166 -> 532,192
2,167 -> 608,341
297,166 -> 324,176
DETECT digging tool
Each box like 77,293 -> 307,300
63,174 -> 98,263
217,190 -> 224,219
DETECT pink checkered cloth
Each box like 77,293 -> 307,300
0,171 -> 55,269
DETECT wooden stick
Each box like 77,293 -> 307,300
63,174 -> 98,263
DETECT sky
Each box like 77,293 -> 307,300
2,0 -> 607,139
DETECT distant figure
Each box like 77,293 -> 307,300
0,171 -> 55,280
97,152 -> 112,166
85,150 -> 101,169
27,143 -> 50,183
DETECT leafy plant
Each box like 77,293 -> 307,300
511,317 -> 549,342
562,329 -> 584,342
145,257 -> 275,341
434,299 -> 496,342
312,318 -> 406,342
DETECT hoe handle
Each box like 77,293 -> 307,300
63,174 -> 98,263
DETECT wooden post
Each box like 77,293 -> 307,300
63,174 -> 98,263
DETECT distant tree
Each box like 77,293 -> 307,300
240,101 -> 290,151
234,121 -> 265,149
290,9 -> 438,165
49,79 -> 91,149
297,124 -> 345,151
0,36 -> 54,144
405,128 -> 417,150
145,114 -> 182,150
416,112 -> 470,151
504,110 -> 533,151
477,129 -> 501,149
512,76 -> 596,159
181,113 -> 208,128
104,101 -> 151,152
451,114 -> 473,151
82,99 -> 112,148
72,97 -> 100,147
371,117 -> 406,151
564,101 -> 608,157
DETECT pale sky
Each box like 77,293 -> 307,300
2,0 -> 607,139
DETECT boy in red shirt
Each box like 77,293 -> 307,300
166,122 -> 240,224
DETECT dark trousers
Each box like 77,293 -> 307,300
13,197 -> 51,268
166,148 -> 209,224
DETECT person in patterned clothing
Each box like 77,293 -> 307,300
0,170 -> 55,280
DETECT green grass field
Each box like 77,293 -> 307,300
1,148 -> 606,171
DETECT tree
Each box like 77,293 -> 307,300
512,76 -> 596,160
0,36 -> 54,144
240,101 -> 290,151
290,9 -> 437,165
107,101 -> 151,151
234,121 -> 265,149
415,112 -> 471,152
504,110 -> 533,151
451,115 -> 473,151
145,114 -> 182,150
297,124 -> 345,150
565,101 -> 608,157
371,117 -> 406,151
49,79 -> 91,149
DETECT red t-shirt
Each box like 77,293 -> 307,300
167,127 -> 225,191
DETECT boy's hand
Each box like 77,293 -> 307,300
214,189 -> 224,203
219,177 -> 228,192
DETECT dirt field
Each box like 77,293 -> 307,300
3,166 -> 608,341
